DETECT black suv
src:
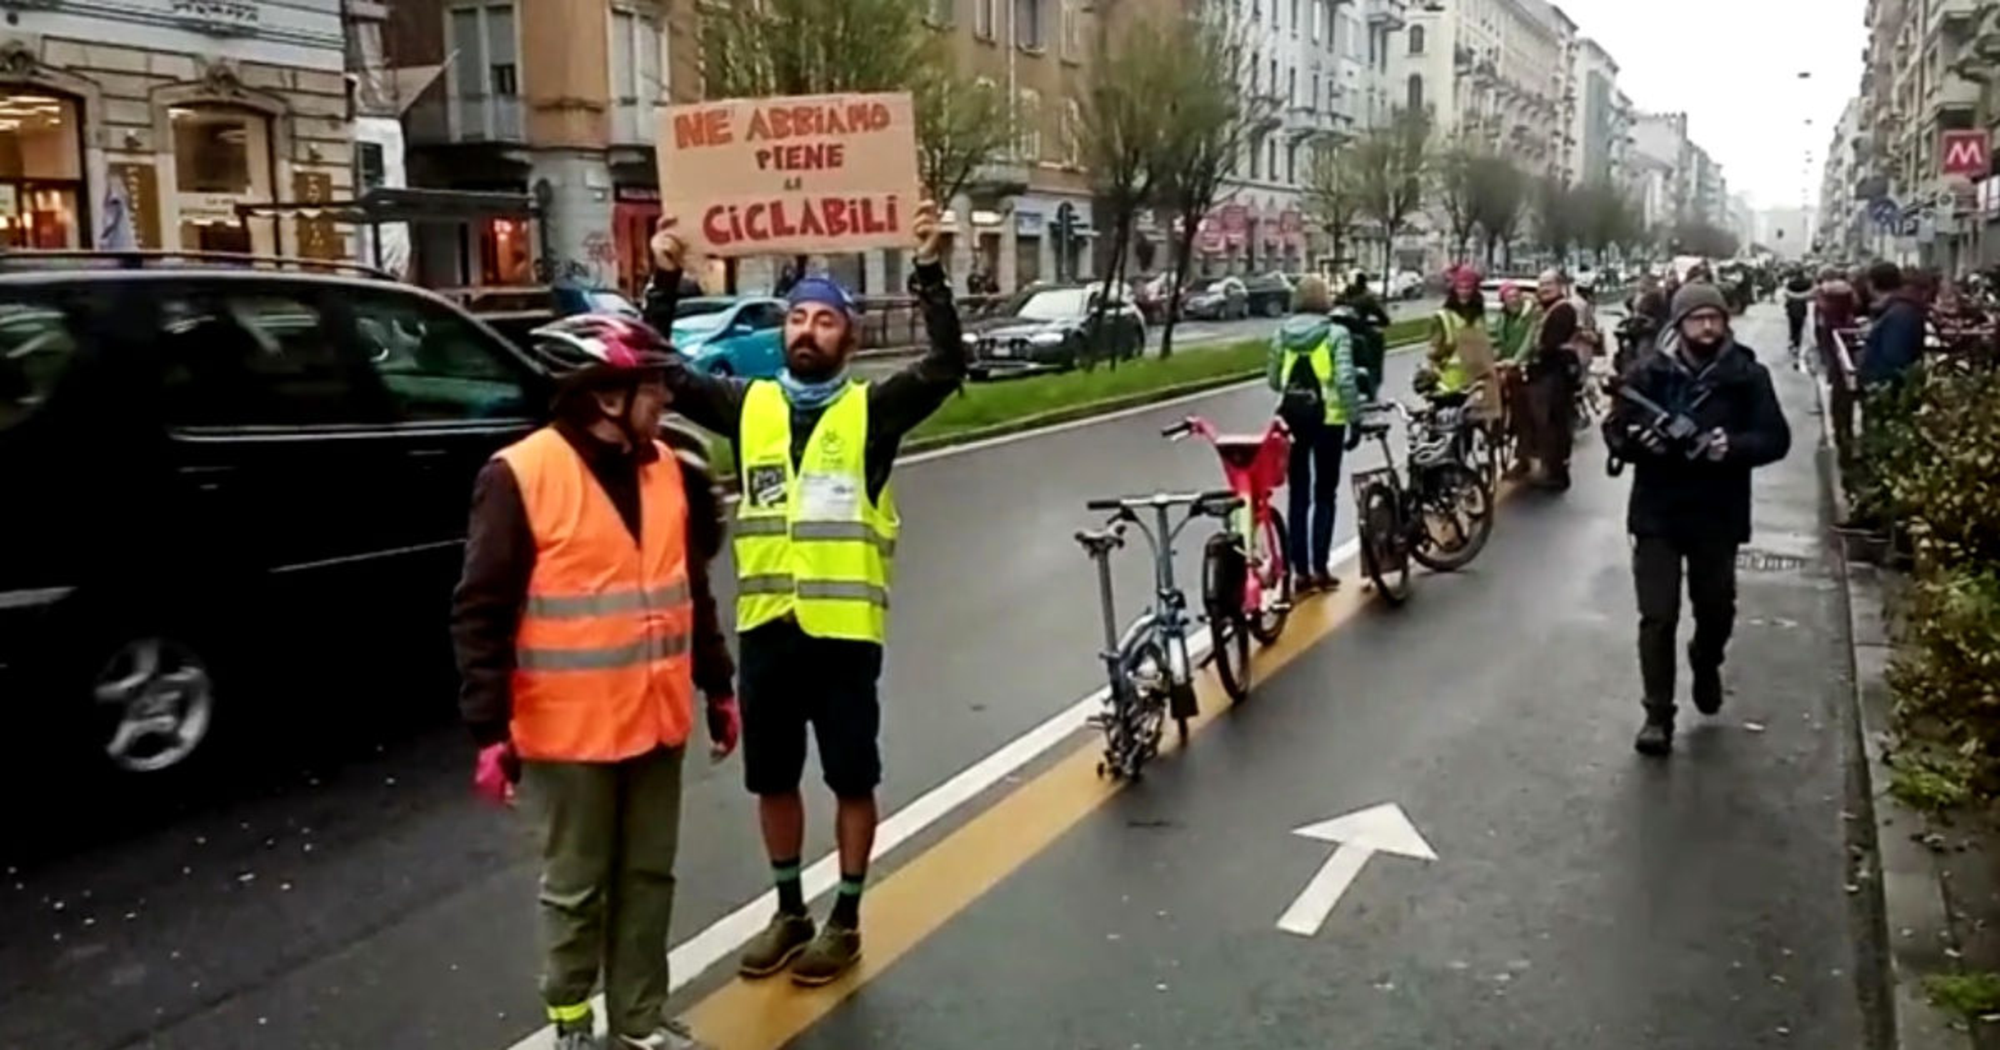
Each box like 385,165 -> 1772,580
0,255 -> 550,781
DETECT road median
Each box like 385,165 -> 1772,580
706,318 -> 1431,478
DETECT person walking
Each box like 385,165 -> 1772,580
1523,270 -> 1582,490
1271,274 -> 1363,593
644,202 -> 962,986
452,314 -> 739,1050
1782,270 -> 1813,358
1603,283 -> 1791,756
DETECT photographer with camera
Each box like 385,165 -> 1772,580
1603,283 -> 1791,757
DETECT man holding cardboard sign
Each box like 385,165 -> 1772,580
645,90 -> 963,985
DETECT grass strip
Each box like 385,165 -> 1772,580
705,318 -> 1432,478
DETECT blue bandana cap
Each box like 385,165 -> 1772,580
786,275 -> 857,319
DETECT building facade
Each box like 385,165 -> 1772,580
1631,111 -> 1691,227
0,0 -> 355,257
1394,0 -> 1566,176
1568,37 -> 1622,185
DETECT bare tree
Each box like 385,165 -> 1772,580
1303,142 -> 1363,274
1531,175 -> 1581,269
1150,9 -> 1262,358
1431,135 -> 1481,266
913,68 -> 1013,210
1468,154 -> 1528,269
1351,107 -> 1433,284
1080,19 -> 1176,358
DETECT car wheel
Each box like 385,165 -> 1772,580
1264,298 -> 1285,318
85,631 -> 222,777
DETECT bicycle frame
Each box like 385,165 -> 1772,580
1169,415 -> 1290,609
1082,501 -> 1205,691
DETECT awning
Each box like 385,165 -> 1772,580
233,187 -> 540,226
390,64 -> 446,115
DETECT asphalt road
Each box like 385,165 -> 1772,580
2,309 -> 1875,1050
0,335 -> 1429,1049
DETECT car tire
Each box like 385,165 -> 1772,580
1264,298 -> 1284,318
968,367 -> 989,382
47,604 -> 235,783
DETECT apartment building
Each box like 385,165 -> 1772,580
1568,37 -> 1626,186
1817,95 -> 1863,257
0,0 -> 354,256
1395,0 -> 1565,177
390,0 -> 699,293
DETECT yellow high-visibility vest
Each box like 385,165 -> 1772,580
733,380 -> 899,643
1434,310 -> 1471,393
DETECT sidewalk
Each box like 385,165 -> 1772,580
675,306 -> 1884,1050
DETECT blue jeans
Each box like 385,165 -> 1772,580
1287,423 -> 1347,575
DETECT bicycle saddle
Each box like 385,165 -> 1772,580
1073,527 -> 1124,553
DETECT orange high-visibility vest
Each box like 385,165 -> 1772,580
497,428 -> 695,761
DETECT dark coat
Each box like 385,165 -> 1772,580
1860,290 -> 1926,388
1602,341 -> 1791,544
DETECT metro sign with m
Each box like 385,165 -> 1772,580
1941,130 -> 1991,177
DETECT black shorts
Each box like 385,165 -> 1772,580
738,619 -> 884,798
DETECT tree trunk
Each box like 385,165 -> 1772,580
1094,208 -> 1132,371
1162,214 -> 1202,360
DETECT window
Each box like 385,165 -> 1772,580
348,291 -> 532,423
1311,73 -> 1320,112
448,4 -> 520,138
1015,0 -> 1042,49
974,0 -> 996,39
1060,0 -> 1081,61
1312,0 -> 1325,42
356,141 -> 386,191
1290,0 -> 1299,34
1269,59 -> 1279,96
1248,135 -> 1262,179
1267,138 -> 1278,180
0,297 -> 79,431
736,301 -> 786,331
1016,89 -> 1042,160
1250,57 -> 1260,94
926,0 -> 954,26
1287,67 -> 1297,106
0,92 -> 84,249
1409,25 -> 1424,54
609,7 -> 661,141
158,288 -> 394,428
1406,73 -> 1424,112
1286,142 -> 1298,183
170,104 -> 275,252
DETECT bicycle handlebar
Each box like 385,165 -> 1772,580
1160,419 -> 1194,440
1085,490 -> 1240,514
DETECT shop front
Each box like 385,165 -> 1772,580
611,184 -> 659,296
170,103 -> 277,254
0,89 -> 86,248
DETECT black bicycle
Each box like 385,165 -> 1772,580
1349,400 -> 1496,605
1075,490 -> 1242,779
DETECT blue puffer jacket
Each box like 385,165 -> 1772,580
1860,292 -> 1926,388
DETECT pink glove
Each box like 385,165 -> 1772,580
707,696 -> 741,761
474,742 -> 519,807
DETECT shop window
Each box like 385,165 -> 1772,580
0,92 -> 84,249
480,217 -> 534,285
170,105 -> 274,253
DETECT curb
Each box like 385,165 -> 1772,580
1817,368 -> 1975,1050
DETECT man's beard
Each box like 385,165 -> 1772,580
786,336 -> 845,381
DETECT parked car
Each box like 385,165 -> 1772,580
0,254 -> 555,783
1181,276 -> 1249,321
668,295 -> 786,378
964,284 -> 1147,379
1386,269 -> 1425,300
1241,273 -> 1293,318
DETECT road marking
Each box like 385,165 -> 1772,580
1276,802 -> 1438,938
502,537 -> 1357,1050
681,553 -> 1374,1050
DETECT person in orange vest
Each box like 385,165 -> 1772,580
451,313 -> 737,1050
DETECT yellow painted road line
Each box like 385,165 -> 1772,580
685,580 -> 1371,1050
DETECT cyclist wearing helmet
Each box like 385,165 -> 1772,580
645,201 -> 962,987
451,314 -> 736,1050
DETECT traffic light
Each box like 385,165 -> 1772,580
1055,203 -> 1076,282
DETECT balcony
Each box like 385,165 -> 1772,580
1363,0 -> 1408,29
967,159 -> 1031,198
406,91 -> 523,146
1929,0 -> 1981,38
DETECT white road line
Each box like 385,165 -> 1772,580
503,538 -> 1360,1048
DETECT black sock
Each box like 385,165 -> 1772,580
829,871 -> 864,928
773,858 -> 805,915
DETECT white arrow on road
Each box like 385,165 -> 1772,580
1275,802 -> 1437,937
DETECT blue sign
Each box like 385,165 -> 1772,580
1868,198 -> 1900,227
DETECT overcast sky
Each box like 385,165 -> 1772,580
1553,0 -> 1867,210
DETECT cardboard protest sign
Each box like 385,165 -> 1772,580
656,91 -> 921,258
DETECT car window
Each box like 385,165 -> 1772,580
157,287 -> 395,429
348,290 -> 534,423
1014,288 -> 1090,320
740,302 -> 786,330
0,298 -> 79,432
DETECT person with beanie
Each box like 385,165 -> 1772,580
1271,274 -> 1363,592
1603,282 -> 1791,757
642,202 -> 964,985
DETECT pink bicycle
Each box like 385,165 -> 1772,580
1162,414 -> 1293,702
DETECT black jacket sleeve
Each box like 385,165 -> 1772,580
1728,362 -> 1792,468
1601,364 -> 1662,462
661,421 -> 736,700
451,460 -> 535,746
1358,295 -> 1392,329
643,269 -> 751,439
868,261 -> 967,443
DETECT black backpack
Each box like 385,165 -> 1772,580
1278,352 -> 1325,434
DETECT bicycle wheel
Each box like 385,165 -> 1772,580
1357,483 -> 1411,606
1461,423 -> 1498,495
1411,463 -> 1495,572
1201,533 -> 1251,704
1249,508 -> 1292,645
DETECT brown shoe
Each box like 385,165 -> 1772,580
738,912 -> 815,978
788,922 -> 862,986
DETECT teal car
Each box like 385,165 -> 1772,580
669,296 -> 787,378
